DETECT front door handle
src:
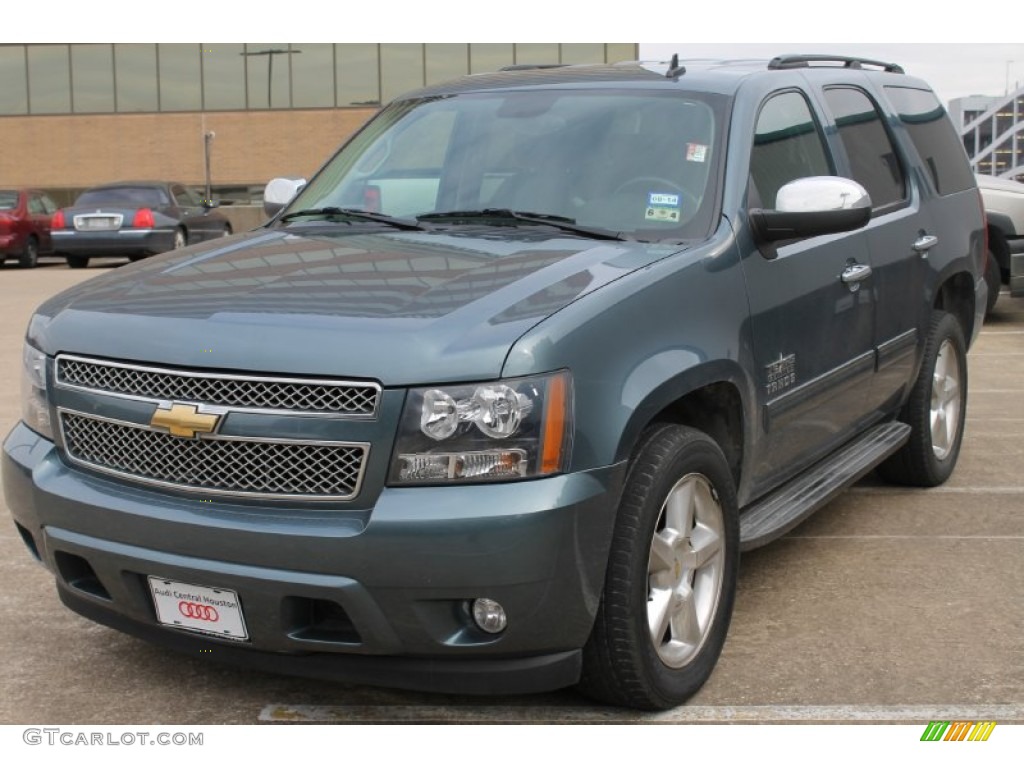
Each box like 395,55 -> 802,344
913,234 -> 939,254
841,263 -> 873,284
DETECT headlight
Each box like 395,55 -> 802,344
21,343 -> 53,440
389,371 -> 572,484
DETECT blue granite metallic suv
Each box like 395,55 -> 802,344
4,55 -> 987,710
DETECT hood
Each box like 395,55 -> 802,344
35,226 -> 685,385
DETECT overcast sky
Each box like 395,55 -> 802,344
23,1 -> 1024,108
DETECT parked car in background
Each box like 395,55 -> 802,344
976,173 -> 1024,313
0,188 -> 58,268
51,181 -> 233,269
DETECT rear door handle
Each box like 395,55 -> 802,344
913,234 -> 939,253
841,263 -> 873,284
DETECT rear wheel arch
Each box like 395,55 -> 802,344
933,271 -> 976,343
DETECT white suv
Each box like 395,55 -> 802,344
976,173 -> 1024,312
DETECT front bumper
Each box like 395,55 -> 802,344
52,228 -> 175,256
3,422 -> 625,695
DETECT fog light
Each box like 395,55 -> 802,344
471,598 -> 507,634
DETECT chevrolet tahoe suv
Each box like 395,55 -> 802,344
4,55 -> 986,711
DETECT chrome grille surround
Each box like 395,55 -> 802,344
55,354 -> 381,418
59,409 -> 369,501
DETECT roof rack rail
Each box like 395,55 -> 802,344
767,54 -> 904,74
499,63 -> 569,72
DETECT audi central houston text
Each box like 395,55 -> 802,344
4,55 -> 985,709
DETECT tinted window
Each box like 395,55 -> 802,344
750,91 -> 832,208
824,87 -> 906,209
76,187 -> 169,207
884,86 -> 975,196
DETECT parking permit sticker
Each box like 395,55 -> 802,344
686,143 -> 708,162
646,192 -> 681,222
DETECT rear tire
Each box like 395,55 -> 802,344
578,424 -> 739,710
19,236 -> 39,268
879,310 -> 967,486
66,255 -> 90,269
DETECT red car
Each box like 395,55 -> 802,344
0,189 -> 58,268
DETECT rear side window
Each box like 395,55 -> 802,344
750,91 -> 832,208
824,87 -> 906,210
0,191 -> 17,209
884,86 -> 975,196
76,186 -> 169,207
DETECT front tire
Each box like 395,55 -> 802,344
579,424 -> 739,710
66,255 -> 90,269
879,310 -> 967,486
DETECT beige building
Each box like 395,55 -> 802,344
0,44 -> 638,210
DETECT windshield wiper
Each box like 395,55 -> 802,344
279,207 -> 426,231
418,208 -> 628,241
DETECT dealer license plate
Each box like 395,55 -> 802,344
147,576 -> 249,641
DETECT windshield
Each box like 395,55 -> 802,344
287,89 -> 726,240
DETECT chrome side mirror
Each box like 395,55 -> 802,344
752,176 -> 872,248
263,177 -> 307,218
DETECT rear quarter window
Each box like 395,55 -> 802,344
884,86 -> 975,196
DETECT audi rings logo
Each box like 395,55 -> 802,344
178,601 -> 219,622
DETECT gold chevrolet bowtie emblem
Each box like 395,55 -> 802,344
150,403 -> 222,439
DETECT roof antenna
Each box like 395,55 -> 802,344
666,53 -> 685,79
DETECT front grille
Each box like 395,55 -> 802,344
56,355 -> 380,417
60,411 -> 368,500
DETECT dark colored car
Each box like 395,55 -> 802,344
51,181 -> 233,268
0,189 -> 58,268
5,55 -> 986,710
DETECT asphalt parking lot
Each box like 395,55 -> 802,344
1,258 -> 1022,725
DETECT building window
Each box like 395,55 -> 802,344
337,44 -> 380,107
469,44 -> 513,74
0,45 -> 28,115
158,44 -> 202,112
202,43 -> 246,110
28,45 -> 71,114
425,44 -> 468,84
115,44 -> 158,113
514,43 -> 559,66
560,44 -> 606,64
71,44 -> 115,113
380,44 -> 425,103
245,44 -> 294,110
291,43 -> 335,109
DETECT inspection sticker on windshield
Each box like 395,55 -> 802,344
646,193 -> 681,222
686,143 -> 708,162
